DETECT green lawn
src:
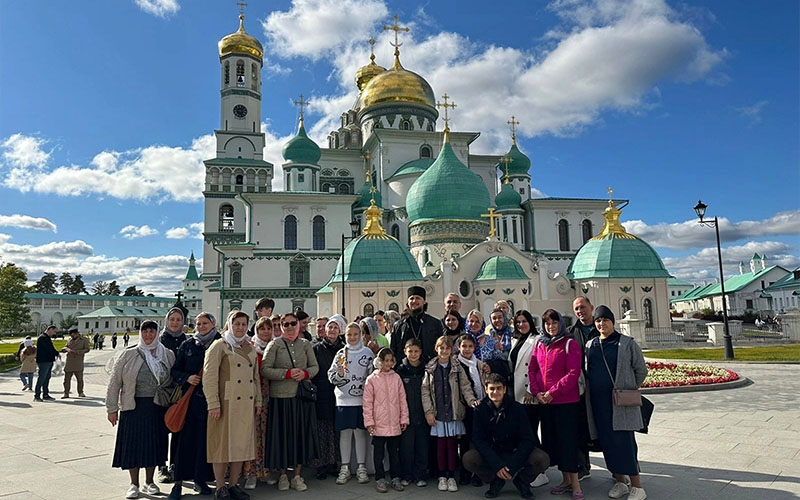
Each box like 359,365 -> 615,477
0,340 -> 67,355
645,344 -> 800,362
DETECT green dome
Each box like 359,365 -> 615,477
331,234 -> 422,282
355,181 -> 382,209
407,141 -> 490,222
504,144 -> 531,177
475,256 -> 528,281
495,182 -> 522,210
387,158 -> 434,180
282,123 -> 321,164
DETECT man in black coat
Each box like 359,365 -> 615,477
569,296 -> 598,480
390,286 -> 443,363
464,374 -> 550,499
34,325 -> 60,401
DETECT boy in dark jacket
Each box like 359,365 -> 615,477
464,374 -> 550,499
395,338 -> 429,486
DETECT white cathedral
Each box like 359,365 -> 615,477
201,13 -> 672,328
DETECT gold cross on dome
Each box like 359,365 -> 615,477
507,116 -> 520,145
236,0 -> 247,16
481,207 -> 501,238
368,37 -> 377,62
607,186 -> 614,200
293,94 -> 310,124
436,93 -> 457,130
383,15 -> 410,50
499,154 -> 512,184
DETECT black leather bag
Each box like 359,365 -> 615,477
282,339 -> 317,402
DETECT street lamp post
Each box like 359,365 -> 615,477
341,219 -> 361,317
693,200 -> 734,360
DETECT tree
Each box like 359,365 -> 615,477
71,274 -> 88,295
0,263 -> 32,334
92,280 -> 109,295
33,272 -> 58,294
108,280 -> 121,296
59,272 -> 74,294
123,285 -> 145,296
59,314 -> 77,332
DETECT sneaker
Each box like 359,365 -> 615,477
447,477 -> 458,492
78,393 -> 86,397
513,475 -> 533,499
578,470 -> 591,482
484,478 -> 505,499
61,394 -> 69,399
438,477 -> 448,491
278,474 -> 290,491
627,486 -> 647,500
336,465 -> 351,484
392,478 -> 405,491
243,476 -> 257,490
228,485 -> 250,500
43,395 -> 55,401
290,475 -> 307,492
531,472 -> 549,488
33,397 -> 42,402
158,466 -> 174,484
608,481 -> 630,499
125,485 -> 140,499
401,479 -> 410,486
214,487 -> 231,500
144,483 -> 160,495
376,479 -> 389,493
167,484 -> 182,500
416,480 -> 427,487
265,473 -> 279,486
356,464 -> 369,484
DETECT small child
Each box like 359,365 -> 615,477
455,334 -> 488,487
329,322 -> 374,485
422,336 -> 479,493
396,338 -> 429,487
363,348 -> 409,493
19,338 -> 36,391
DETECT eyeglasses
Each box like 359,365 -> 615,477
282,321 -> 298,328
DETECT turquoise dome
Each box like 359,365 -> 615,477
475,256 -> 528,281
282,123 -> 321,164
406,141 -> 490,222
331,235 -> 422,282
504,144 -> 531,177
495,182 -> 522,210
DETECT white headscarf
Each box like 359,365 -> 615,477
137,334 -> 168,383
458,354 -> 485,400
224,330 -> 249,351
327,314 -> 347,336
252,335 -> 269,355
24,338 -> 34,348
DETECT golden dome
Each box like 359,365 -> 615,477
360,54 -> 436,110
218,15 -> 263,60
356,55 -> 386,91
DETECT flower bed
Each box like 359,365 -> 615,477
642,361 -> 739,388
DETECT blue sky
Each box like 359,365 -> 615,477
1,0 -> 798,295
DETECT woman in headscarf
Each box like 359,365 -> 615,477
488,308 -> 513,355
203,310 -> 262,500
106,321 -> 176,500
167,312 -> 220,500
585,306 -> 648,500
309,315 -> 346,480
442,310 -> 465,346
243,316 -> 274,489
528,309 -> 583,499
159,306 -> 186,484
465,310 -> 503,362
262,312 -> 320,491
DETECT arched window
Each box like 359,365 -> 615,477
235,174 -> 243,185
621,298 -> 631,317
224,62 -> 230,84
512,219 -> 519,243
284,215 -> 297,250
420,145 -> 432,158
421,248 -> 430,266
502,219 -> 509,242
582,219 -> 593,243
231,270 -> 241,287
295,267 -> 304,285
312,215 -> 325,250
558,219 -> 570,251
643,298 -> 654,328
219,204 -> 234,232
251,63 -> 258,89
388,302 -> 399,312
338,184 -> 350,194
363,303 -> 375,316
236,60 -> 245,87
401,120 -> 412,130
390,224 -> 400,240
321,182 -> 332,193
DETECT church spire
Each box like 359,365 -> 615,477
383,14 -> 410,68
507,116 -> 520,146
436,93 -> 457,143
293,94 -> 310,129
362,187 -> 389,239
591,188 -> 636,241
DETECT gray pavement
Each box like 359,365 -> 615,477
0,347 -> 798,500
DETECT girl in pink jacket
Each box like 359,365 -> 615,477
528,309 -> 584,500
363,348 -> 409,493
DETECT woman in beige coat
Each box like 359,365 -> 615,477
203,310 -> 262,500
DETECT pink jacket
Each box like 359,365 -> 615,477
363,370 -> 409,437
527,336 -> 581,404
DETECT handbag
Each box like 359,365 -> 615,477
137,350 -> 181,407
281,339 -> 317,403
164,369 -> 202,433
599,339 -> 642,407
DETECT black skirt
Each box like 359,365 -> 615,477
172,413 -> 213,482
112,397 -> 168,470
539,401 -> 580,473
265,396 -> 319,469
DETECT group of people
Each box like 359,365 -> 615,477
105,292 -> 649,500
18,325 -> 92,401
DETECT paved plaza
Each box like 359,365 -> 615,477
0,345 -> 798,500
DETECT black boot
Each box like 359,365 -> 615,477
195,482 -> 213,495
472,474 -> 485,487
228,485 -> 250,500
167,484 -> 182,500
513,475 -> 534,499
485,478 -> 505,498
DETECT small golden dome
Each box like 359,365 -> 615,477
218,15 -> 263,60
356,57 -> 386,91
360,55 -> 436,110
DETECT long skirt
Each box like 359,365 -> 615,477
172,413 -> 214,482
308,420 -> 338,470
112,397 -> 168,470
265,396 -> 319,469
244,395 -> 269,477
540,402 -> 580,473
591,390 -> 639,476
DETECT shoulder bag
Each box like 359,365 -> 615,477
599,338 -> 641,407
282,339 -> 317,403
164,369 -> 202,433
136,350 -> 181,407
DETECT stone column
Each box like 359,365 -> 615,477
618,310 -> 647,348
706,322 -> 724,346
778,310 -> 800,341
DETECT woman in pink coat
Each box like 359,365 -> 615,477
528,309 -> 584,500
363,348 -> 409,493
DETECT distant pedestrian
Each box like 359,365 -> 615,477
93,332 -> 100,350
124,329 -> 131,347
98,334 -> 105,350
34,326 -> 60,402
62,327 -> 91,398
19,338 -> 37,391
112,332 -> 118,349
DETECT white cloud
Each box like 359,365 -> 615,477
1,133 -> 51,169
734,100 -> 768,126
663,241 -> 800,282
623,209 -> 800,250
119,225 -> 159,239
0,214 -> 57,232
166,222 -> 204,240
134,0 -> 179,18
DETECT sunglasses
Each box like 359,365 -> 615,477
282,321 -> 298,328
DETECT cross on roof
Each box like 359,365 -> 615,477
293,94 -> 310,125
507,116 -> 520,145
499,154 -> 512,184
608,186 -> 614,200
368,37 -> 377,58
236,0 -> 247,16
436,93 -> 457,130
175,291 -> 184,302
481,207 -> 501,238
383,15 -> 410,50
